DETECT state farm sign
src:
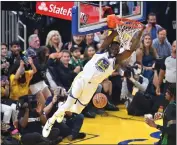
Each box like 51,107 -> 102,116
36,2 -> 100,24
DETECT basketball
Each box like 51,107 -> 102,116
92,93 -> 108,108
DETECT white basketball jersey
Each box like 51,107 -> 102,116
81,52 -> 115,84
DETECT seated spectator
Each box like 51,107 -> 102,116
1,43 -> 10,76
1,78 -> 12,126
144,12 -> 162,40
26,34 -> 40,58
47,50 -> 78,91
83,45 -> 96,66
69,45 -> 83,71
101,78 -> 119,111
121,63 -> 149,106
10,58 -> 36,101
85,33 -> 101,51
29,46 -> 52,107
44,93 -> 86,141
136,33 -> 158,80
46,30 -> 63,54
18,96 -> 61,145
152,28 -> 171,58
1,77 -> 18,133
63,35 -> 86,54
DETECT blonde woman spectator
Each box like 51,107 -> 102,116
46,30 -> 63,54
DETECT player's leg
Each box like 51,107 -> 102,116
70,83 -> 98,114
42,76 -> 84,137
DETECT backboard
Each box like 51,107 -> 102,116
72,2 -> 146,35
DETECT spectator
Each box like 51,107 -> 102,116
83,45 -> 96,66
26,34 -> 40,58
8,41 -> 21,73
85,33 -> 100,51
145,83 -> 176,145
10,58 -> 36,101
121,63 -> 149,109
152,28 -> 171,58
1,77 -> 18,133
136,33 -> 158,80
101,78 -> 119,111
29,46 -> 52,107
1,78 -> 12,126
69,45 -> 83,71
18,96 -> 61,145
44,93 -> 86,141
46,30 -> 63,54
47,50 -> 78,91
1,43 -> 10,76
145,12 -> 162,40
63,35 -> 86,54
156,40 -> 176,96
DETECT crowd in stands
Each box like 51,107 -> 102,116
1,12 -> 176,145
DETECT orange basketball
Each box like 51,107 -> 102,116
92,93 -> 108,108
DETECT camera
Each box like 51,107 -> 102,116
17,95 -> 38,110
124,65 -> 138,78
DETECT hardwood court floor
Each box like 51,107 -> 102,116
61,105 -> 162,144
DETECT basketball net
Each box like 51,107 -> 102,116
107,15 -> 143,50
116,24 -> 142,50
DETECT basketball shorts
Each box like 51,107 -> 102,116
69,73 -> 98,106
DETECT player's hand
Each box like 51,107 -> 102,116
145,118 -> 157,128
65,111 -> 72,116
74,66 -> 81,73
28,57 -> 33,65
154,112 -> 163,120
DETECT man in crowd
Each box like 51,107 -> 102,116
145,12 -> 162,40
152,28 -> 171,58
26,34 -> 40,58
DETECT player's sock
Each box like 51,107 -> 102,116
53,95 -> 77,123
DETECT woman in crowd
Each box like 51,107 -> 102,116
83,45 -> 96,66
29,46 -> 51,107
46,30 -> 63,54
136,33 -> 158,80
145,83 -> 176,145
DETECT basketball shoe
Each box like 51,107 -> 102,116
43,109 -> 65,137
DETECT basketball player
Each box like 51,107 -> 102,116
43,26 -> 145,137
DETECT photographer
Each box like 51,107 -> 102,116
121,63 -> 153,116
121,63 -> 149,103
18,95 -> 61,145
43,89 -> 86,141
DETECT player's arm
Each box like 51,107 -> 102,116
117,26 -> 145,62
99,30 -> 118,52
